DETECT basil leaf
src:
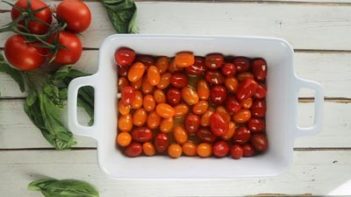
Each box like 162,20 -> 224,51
101,0 -> 138,33
0,53 -> 25,92
28,178 -> 99,197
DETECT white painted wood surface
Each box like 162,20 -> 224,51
0,0 -> 350,196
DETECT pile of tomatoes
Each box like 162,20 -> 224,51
116,47 -> 268,159
3,0 -> 91,71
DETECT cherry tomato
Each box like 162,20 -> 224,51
128,62 -> 146,83
174,104 -> 189,117
205,70 -> 224,85
11,0 -> 52,34
197,143 -> 212,158
115,47 -> 136,67
186,56 -> 205,76
141,79 -> 154,94
237,72 -> 254,82
196,128 -> 216,143
225,77 -> 238,93
131,127 -> 152,142
147,66 -> 161,86
233,57 -> 250,73
4,35 -> 46,71
233,127 -> 251,144
181,87 -> 199,106
248,118 -> 265,132
156,56 -> 170,74
132,108 -> 147,126
131,90 -> 143,109
254,84 -> 267,99
124,142 -> 142,157
221,63 -> 236,76
143,142 -> 156,156
143,94 -> 156,112
168,58 -> 181,73
210,85 -> 227,105
236,78 -> 258,101
156,103 -> 175,118
118,114 -> 132,132
168,144 -> 182,158
166,88 -> 182,106
242,144 -> 256,157
240,98 -> 253,109
226,97 -> 241,114
251,100 -> 266,118
210,112 -> 229,136
118,77 -> 129,91
182,141 -> 197,156
175,52 -> 195,68
116,132 -> 132,147
192,101 -> 209,115
154,133 -> 169,153
233,109 -> 251,123
216,106 -> 231,123
197,80 -> 210,100
53,31 -> 82,65
137,55 -> 155,66
251,134 -> 268,152
121,86 -> 135,105
57,0 -> 91,33
252,58 -> 267,81
222,122 -> 236,140
174,126 -> 188,144
160,118 -> 174,133
213,141 -> 229,158
118,100 -> 130,116
153,89 -> 166,103
147,111 -> 161,129
205,53 -> 224,69
170,72 -> 188,88
157,73 -> 171,89
230,145 -> 244,159
200,109 -> 214,127
117,64 -> 129,77
184,113 -> 200,134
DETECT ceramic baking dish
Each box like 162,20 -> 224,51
67,35 -> 324,179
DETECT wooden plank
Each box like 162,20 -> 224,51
0,150 -> 350,196
1,2 -> 351,50
2,50 -> 351,98
0,100 -> 350,149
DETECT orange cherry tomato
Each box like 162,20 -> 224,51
118,100 -> 130,116
173,126 -> 188,144
118,77 -> 129,91
147,111 -> 161,129
200,108 -> 214,127
132,108 -> 147,127
142,78 -> 154,94
175,52 -> 195,68
160,117 -> 174,133
197,80 -> 210,100
222,122 -> 236,140
240,97 -> 253,109
118,114 -> 132,132
168,144 -> 182,158
143,142 -> 156,156
147,65 -> 161,86
153,89 -> 166,103
197,143 -> 212,158
128,62 -> 146,82
192,100 -> 209,115
174,103 -> 189,117
131,78 -> 142,90
216,106 -> 231,123
181,86 -> 199,106
143,94 -> 156,112
168,58 -> 182,73
156,103 -> 175,118
116,132 -> 132,147
182,141 -> 197,156
156,56 -> 169,74
237,72 -> 254,81
131,90 -> 143,109
233,109 -> 251,123
157,73 -> 171,89
225,77 -> 238,93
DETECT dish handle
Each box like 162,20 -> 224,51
67,75 -> 97,139
295,77 -> 324,137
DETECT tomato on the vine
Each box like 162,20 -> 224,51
52,31 -> 82,65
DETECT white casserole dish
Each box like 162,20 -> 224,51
67,35 -> 324,179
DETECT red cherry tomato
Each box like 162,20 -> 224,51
186,56 -> 206,76
170,72 -> 189,88
115,47 -> 136,67
230,145 -> 244,159
52,31 -> 82,65
166,88 -> 182,106
233,57 -> 250,73
131,127 -> 153,142
251,58 -> 267,81
251,134 -> 268,152
124,142 -> 142,157
210,85 -> 227,105
242,144 -> 256,157
56,0 -> 91,33
196,128 -> 216,143
210,112 -> 229,136
185,113 -> 200,134
154,133 -> 169,153
221,63 -> 236,76
248,118 -> 265,132
11,0 -> 52,34
236,78 -> 258,101
251,100 -> 266,118
226,96 -> 241,114
121,86 -> 135,105
117,64 -> 128,77
233,127 -> 251,144
213,141 -> 229,158
4,35 -> 46,71
254,84 -> 266,99
205,70 -> 224,85
205,53 -> 224,69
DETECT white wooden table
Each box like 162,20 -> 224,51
1,1 -> 351,196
